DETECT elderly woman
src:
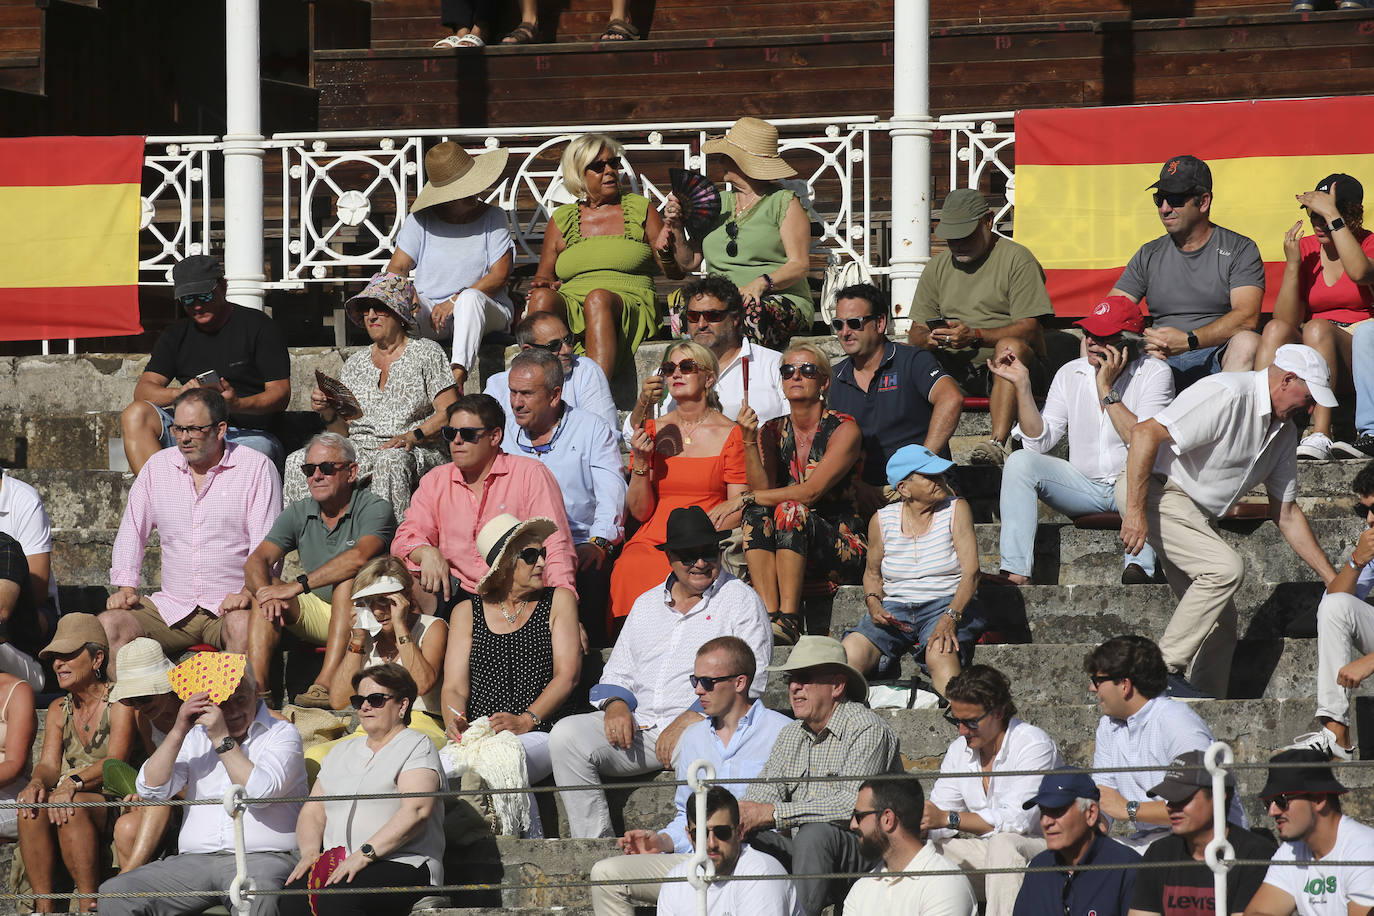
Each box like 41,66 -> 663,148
737,343 -> 865,646
1257,173 -> 1374,459
108,638 -> 179,873
17,614 -> 137,913
664,116 -> 815,349
284,272 -> 458,520
526,133 -> 674,378
0,669 -> 36,841
441,514 -> 579,837
609,341 -> 747,619
283,663 -> 446,916
385,141 -> 515,391
841,446 -> 983,698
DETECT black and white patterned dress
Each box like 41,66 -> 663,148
467,587 -> 564,731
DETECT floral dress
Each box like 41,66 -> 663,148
741,409 -> 866,588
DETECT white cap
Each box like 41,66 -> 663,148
1273,344 -> 1338,408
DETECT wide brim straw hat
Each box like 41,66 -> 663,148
476,514 -> 559,593
108,637 -> 175,703
411,141 -> 510,213
702,117 -> 797,181
345,270 -> 418,331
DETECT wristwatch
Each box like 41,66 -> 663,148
1101,389 -> 1122,407
1186,331 -> 1200,351
525,709 -> 543,726
295,573 -> 311,593
1329,216 -> 1347,233
947,811 -> 961,831
589,536 -> 612,554
359,843 -> 378,861
214,736 -> 237,755
66,773 -> 85,791
1126,800 -> 1140,827
740,490 -> 757,507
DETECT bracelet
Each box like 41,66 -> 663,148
347,642 -> 366,655
397,635 -> 412,646
761,273 -> 774,293
525,709 -> 543,726
972,329 -> 984,347
864,592 -> 882,603
632,465 -> 649,476
1351,556 -> 1362,572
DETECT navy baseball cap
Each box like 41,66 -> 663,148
1023,769 -> 1100,810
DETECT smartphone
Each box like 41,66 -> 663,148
927,318 -> 948,330
195,369 -> 221,387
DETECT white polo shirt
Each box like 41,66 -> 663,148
0,471 -> 59,609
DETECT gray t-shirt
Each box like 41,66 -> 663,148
1114,224 -> 1265,331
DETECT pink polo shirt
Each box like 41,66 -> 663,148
110,442 -> 283,626
392,453 -> 578,595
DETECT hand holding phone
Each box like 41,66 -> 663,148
195,369 -> 221,387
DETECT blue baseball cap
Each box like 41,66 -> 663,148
886,445 -> 954,488
1022,769 -> 1100,810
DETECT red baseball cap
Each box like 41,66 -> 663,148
1076,296 -> 1145,337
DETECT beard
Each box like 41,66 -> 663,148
856,828 -> 888,861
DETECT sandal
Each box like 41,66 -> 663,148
456,33 -> 486,48
770,612 -> 802,647
501,21 -> 540,44
599,17 -> 641,42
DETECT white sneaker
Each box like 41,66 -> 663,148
1297,432 -> 1333,460
1284,729 -> 1353,761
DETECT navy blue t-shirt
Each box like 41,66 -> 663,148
1013,834 -> 1142,916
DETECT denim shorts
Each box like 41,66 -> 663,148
150,402 -> 285,469
1165,344 -> 1224,390
846,595 -> 986,668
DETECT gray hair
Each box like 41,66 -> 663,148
513,311 -> 567,347
510,348 -> 565,391
306,432 -> 357,464
1075,797 -> 1096,813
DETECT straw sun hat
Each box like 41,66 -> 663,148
476,514 -> 558,593
702,117 -> 797,181
410,141 -> 510,213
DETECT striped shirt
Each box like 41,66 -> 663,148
878,499 -> 961,603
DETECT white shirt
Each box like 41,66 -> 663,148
0,471 -> 59,609
485,355 -> 619,433
927,718 -> 1064,840
1262,815 -> 1374,916
622,338 -> 787,444
1013,356 -> 1175,483
1152,369 -> 1299,517
843,844 -> 978,916
596,571 -> 772,733
136,703 -> 308,854
658,845 -> 802,916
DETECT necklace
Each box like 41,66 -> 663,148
679,411 -> 711,446
501,598 -> 529,624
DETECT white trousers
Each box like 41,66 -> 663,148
1315,591 -> 1374,725
548,710 -> 664,838
932,833 -> 1048,916
424,288 -> 511,372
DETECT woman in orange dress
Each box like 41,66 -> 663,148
609,341 -> 747,620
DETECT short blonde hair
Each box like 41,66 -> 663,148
561,134 -> 627,199
666,340 -> 722,412
782,343 -> 833,384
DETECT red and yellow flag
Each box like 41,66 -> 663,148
1013,97 -> 1374,317
0,135 -> 145,341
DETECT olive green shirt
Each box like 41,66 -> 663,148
264,487 -> 396,601
910,236 -> 1054,329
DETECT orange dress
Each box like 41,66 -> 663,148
608,420 -> 748,618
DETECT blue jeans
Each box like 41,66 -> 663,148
1354,322 -> 1374,436
1165,344 -> 1224,391
999,448 -> 1155,577
152,403 -> 285,470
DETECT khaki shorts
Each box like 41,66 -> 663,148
131,601 -> 226,655
287,591 -> 333,645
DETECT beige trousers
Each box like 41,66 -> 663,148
932,833 -> 1048,916
589,852 -> 690,916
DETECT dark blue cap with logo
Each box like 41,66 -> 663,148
1023,769 -> 1100,810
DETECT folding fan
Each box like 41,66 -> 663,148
308,846 -> 349,915
167,652 -> 247,704
669,168 -> 722,237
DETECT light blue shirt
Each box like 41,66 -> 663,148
497,404 -> 625,544
486,356 -> 619,433
664,699 -> 791,854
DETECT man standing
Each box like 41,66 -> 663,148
656,787 -> 802,916
499,348 -> 625,645
1129,750 -> 1277,916
102,388 -> 281,672
741,636 -> 902,916
590,635 -> 790,916
906,188 -> 1054,466
990,295 -> 1174,585
1110,155 -> 1265,388
484,311 -> 618,431
549,507 -> 772,838
119,255 -> 291,474
242,432 -> 396,708
1244,749 -> 1374,916
843,776 -> 977,916
829,283 -> 963,502
1013,770 -> 1141,916
1118,344 -> 1339,697
98,664 -> 308,916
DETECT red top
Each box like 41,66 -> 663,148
1297,229 -> 1374,325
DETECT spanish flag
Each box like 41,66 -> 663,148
0,136 -> 144,341
1013,97 -> 1374,317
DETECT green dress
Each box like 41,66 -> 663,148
552,193 -> 660,374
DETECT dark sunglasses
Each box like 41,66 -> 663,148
1267,792 -> 1320,812
670,546 -> 719,564
831,315 -> 878,332
1152,191 -> 1193,209
779,363 -> 821,380
1354,501 -> 1374,519
178,292 -> 215,306
517,546 -> 547,565
658,358 -> 701,377
585,156 -> 622,173
687,824 -> 736,842
725,220 -> 739,258
441,425 -> 492,443
943,709 -> 993,730
349,693 -> 397,710
300,461 -> 349,477
1087,333 -> 1125,348
1088,673 -> 1120,687
686,308 -> 732,324
530,333 -> 575,352
850,809 -> 879,823
689,672 -> 744,691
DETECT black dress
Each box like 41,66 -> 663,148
468,587 -> 566,730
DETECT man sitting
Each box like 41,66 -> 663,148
119,255 -> 290,474
242,432 -> 396,708
98,663 -> 308,916
590,635 -> 790,916
0,468 -> 61,617
550,507 -> 771,838
740,636 -> 902,916
484,312 -> 618,431
102,388 -> 281,672
0,533 -> 45,689
657,787 -> 802,916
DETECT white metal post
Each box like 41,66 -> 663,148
1203,742 -> 1237,916
685,759 -> 718,916
887,0 -> 932,334
223,0 -> 266,309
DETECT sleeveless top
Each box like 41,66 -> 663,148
761,409 -> 863,519
552,193 -> 656,292
366,614 -> 443,715
701,188 -> 814,322
59,693 -> 113,778
0,680 -> 21,762
878,499 -> 962,603
468,588 -> 562,732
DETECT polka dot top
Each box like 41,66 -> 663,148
468,587 -> 562,732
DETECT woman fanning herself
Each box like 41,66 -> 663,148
608,341 -> 747,621
1256,174 -> 1374,459
736,343 -> 865,647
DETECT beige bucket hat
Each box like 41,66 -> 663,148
411,141 -> 510,213
703,117 -> 797,181
767,635 -> 868,703
108,637 -> 175,703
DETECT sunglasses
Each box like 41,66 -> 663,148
670,547 -> 719,564
685,308 -> 732,324
585,156 -> 622,173
1088,673 -> 1120,687
658,358 -> 701,377
779,363 -> 821,380
1152,191 -> 1193,209
1087,334 -> 1125,348
1267,792 -> 1319,812
178,292 -> 215,306
301,461 -> 349,477
831,315 -> 879,332
517,546 -> 547,565
687,824 -> 736,842
689,672 -> 744,691
943,709 -> 993,730
725,221 -> 739,258
441,425 -> 492,443
170,423 -> 217,437
850,809 -> 879,823
349,693 -> 397,710
530,333 -> 575,352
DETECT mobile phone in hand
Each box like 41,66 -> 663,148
195,369 -> 221,387
926,318 -> 949,330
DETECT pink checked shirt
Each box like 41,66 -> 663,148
110,442 -> 283,626
392,453 -> 578,595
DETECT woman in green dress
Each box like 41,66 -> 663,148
663,117 -> 815,349
527,133 -> 675,378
